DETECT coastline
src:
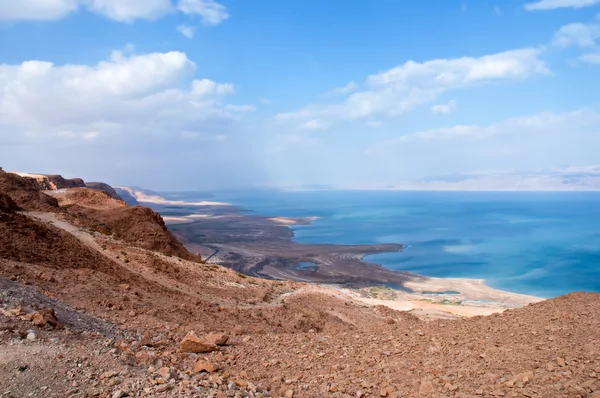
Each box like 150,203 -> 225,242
143,193 -> 543,318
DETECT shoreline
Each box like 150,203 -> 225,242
144,193 -> 543,318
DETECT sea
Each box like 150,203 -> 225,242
160,190 -> 600,298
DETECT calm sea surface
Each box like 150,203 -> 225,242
161,190 -> 600,298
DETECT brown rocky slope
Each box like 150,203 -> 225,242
1,170 -> 600,397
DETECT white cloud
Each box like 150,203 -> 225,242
276,48 -> 549,129
431,100 -> 457,115
177,0 -> 229,25
191,78 -> 235,96
176,24 -> 196,38
525,0 -> 600,10
494,6 -> 502,16
366,108 -> 600,180
552,22 -> 600,47
0,0 -> 79,20
0,50 -> 241,145
325,81 -> 357,96
368,48 -> 548,86
387,108 -> 600,143
85,0 -> 172,22
0,0 -> 229,24
580,52 -> 600,63
366,121 -> 382,128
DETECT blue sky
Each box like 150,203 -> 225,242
1,0 -> 600,190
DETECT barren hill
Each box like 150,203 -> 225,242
1,170 -> 599,398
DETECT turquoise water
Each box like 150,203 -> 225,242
163,190 -> 600,298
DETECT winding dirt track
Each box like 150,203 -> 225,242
23,212 -> 330,310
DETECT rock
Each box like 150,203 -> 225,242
26,331 -> 36,341
135,350 -> 157,364
31,308 -> 60,328
556,357 -> 566,367
591,392 -> 600,398
112,390 -> 124,398
101,371 -> 118,380
106,377 -> 122,387
180,331 -> 218,353
419,380 -> 434,395
157,367 -> 172,380
193,359 -> 218,373
284,390 -> 294,398
140,332 -> 152,347
205,332 -> 229,346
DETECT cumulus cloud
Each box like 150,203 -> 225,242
276,48 -> 549,129
0,50 -> 254,143
431,100 -> 457,115
552,22 -> 600,47
0,50 -> 263,188
525,0 -> 600,11
0,0 -> 229,24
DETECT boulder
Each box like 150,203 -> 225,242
193,359 -> 218,373
180,331 -> 218,353
31,308 -> 60,328
205,332 -> 229,346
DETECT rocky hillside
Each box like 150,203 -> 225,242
9,171 -> 124,201
1,170 -> 600,398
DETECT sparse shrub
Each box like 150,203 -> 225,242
237,272 -> 247,279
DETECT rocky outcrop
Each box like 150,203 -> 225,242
85,182 -> 124,201
49,187 -> 193,259
10,171 -> 123,201
0,170 -> 59,211
11,172 -> 86,190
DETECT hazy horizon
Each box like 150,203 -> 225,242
1,0 -> 600,190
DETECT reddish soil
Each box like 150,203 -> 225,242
1,172 -> 600,398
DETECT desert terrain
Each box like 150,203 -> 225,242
1,169 -> 600,398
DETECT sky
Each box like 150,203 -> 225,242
1,0 -> 600,190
